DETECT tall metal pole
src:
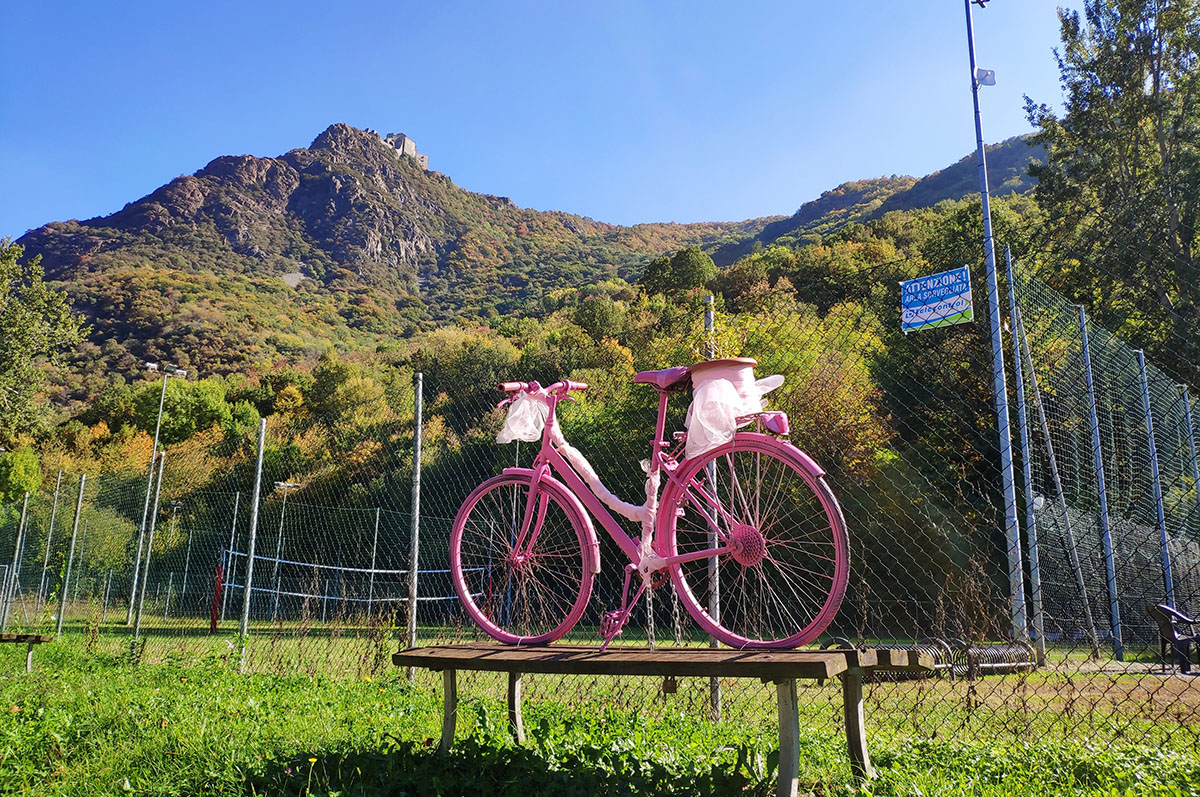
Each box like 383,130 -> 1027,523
56,475 -> 86,637
406,373 -> 424,667
1016,309 -> 1099,656
1005,250 -> 1044,665
240,418 -> 268,672
1,492 -> 30,631
368,507 -> 380,616
221,491 -> 239,622
1136,351 -> 1174,606
964,0 -> 1026,640
38,470 -> 62,611
1182,386 -> 1200,532
1078,307 -> 1122,659
133,454 -> 166,641
128,373 -> 170,624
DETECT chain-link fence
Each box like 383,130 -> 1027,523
0,253 -> 1197,758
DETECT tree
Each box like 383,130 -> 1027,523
0,447 -> 41,506
639,247 -> 717,296
0,239 -> 88,445
1025,0 -> 1200,382
132,378 -> 234,445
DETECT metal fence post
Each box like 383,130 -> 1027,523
164,572 -> 174,621
368,507 -> 380,616
240,418 -> 268,672
406,373 -> 423,671
129,372 -> 171,625
1005,252 -> 1044,664
133,454 -> 166,642
1078,306 -> 1122,660
101,569 -> 112,624
1136,351 -> 1174,606
1018,310 -> 1099,656
38,470 -> 62,611
221,491 -> 239,622
1182,386 -> 1200,531
56,474 -> 86,637
984,244 -> 1026,640
2,492 -> 30,631
72,521 -> 88,604
180,528 -> 193,616
704,295 -> 721,719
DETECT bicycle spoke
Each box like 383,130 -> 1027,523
453,475 -> 590,643
665,438 -> 848,647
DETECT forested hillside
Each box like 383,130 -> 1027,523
14,125 -> 1042,411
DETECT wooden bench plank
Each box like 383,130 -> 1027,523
0,635 -> 52,644
393,644 -> 871,679
873,648 -> 936,672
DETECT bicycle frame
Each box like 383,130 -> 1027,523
504,382 -> 736,641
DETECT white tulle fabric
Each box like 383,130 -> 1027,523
497,392 -> 549,443
685,374 -> 784,460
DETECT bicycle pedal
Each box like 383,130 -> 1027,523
600,610 -> 625,638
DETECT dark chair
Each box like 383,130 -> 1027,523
1146,604 -> 1199,674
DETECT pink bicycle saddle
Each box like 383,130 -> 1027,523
633,358 -> 759,391
633,366 -> 690,390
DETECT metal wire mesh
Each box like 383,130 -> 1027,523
0,258 -> 1196,752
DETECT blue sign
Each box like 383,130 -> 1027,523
900,266 -> 974,333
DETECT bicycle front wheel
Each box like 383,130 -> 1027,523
450,473 -> 594,645
659,433 -> 849,648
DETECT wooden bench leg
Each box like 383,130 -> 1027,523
841,670 -> 875,781
508,672 -> 525,744
26,642 -> 34,674
439,669 -> 457,756
775,678 -> 799,797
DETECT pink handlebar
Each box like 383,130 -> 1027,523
497,380 -> 588,395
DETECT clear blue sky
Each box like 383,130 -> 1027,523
1,1 -> 1073,237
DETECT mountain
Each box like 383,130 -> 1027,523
15,125 -> 1042,389
18,124 -> 770,378
710,136 -> 1044,264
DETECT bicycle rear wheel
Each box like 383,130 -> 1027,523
450,472 -> 594,645
659,433 -> 849,648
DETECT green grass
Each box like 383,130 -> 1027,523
1,642 -> 1199,796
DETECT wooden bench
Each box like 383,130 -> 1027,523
0,634 -> 52,673
394,644 -> 933,796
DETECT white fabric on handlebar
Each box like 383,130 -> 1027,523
685,374 -> 784,460
497,391 -> 549,443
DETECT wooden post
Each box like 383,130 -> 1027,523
775,678 -> 799,797
507,672 -> 525,744
841,669 -> 875,781
439,668 -> 457,756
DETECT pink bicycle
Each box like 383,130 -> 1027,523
449,358 -> 849,649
